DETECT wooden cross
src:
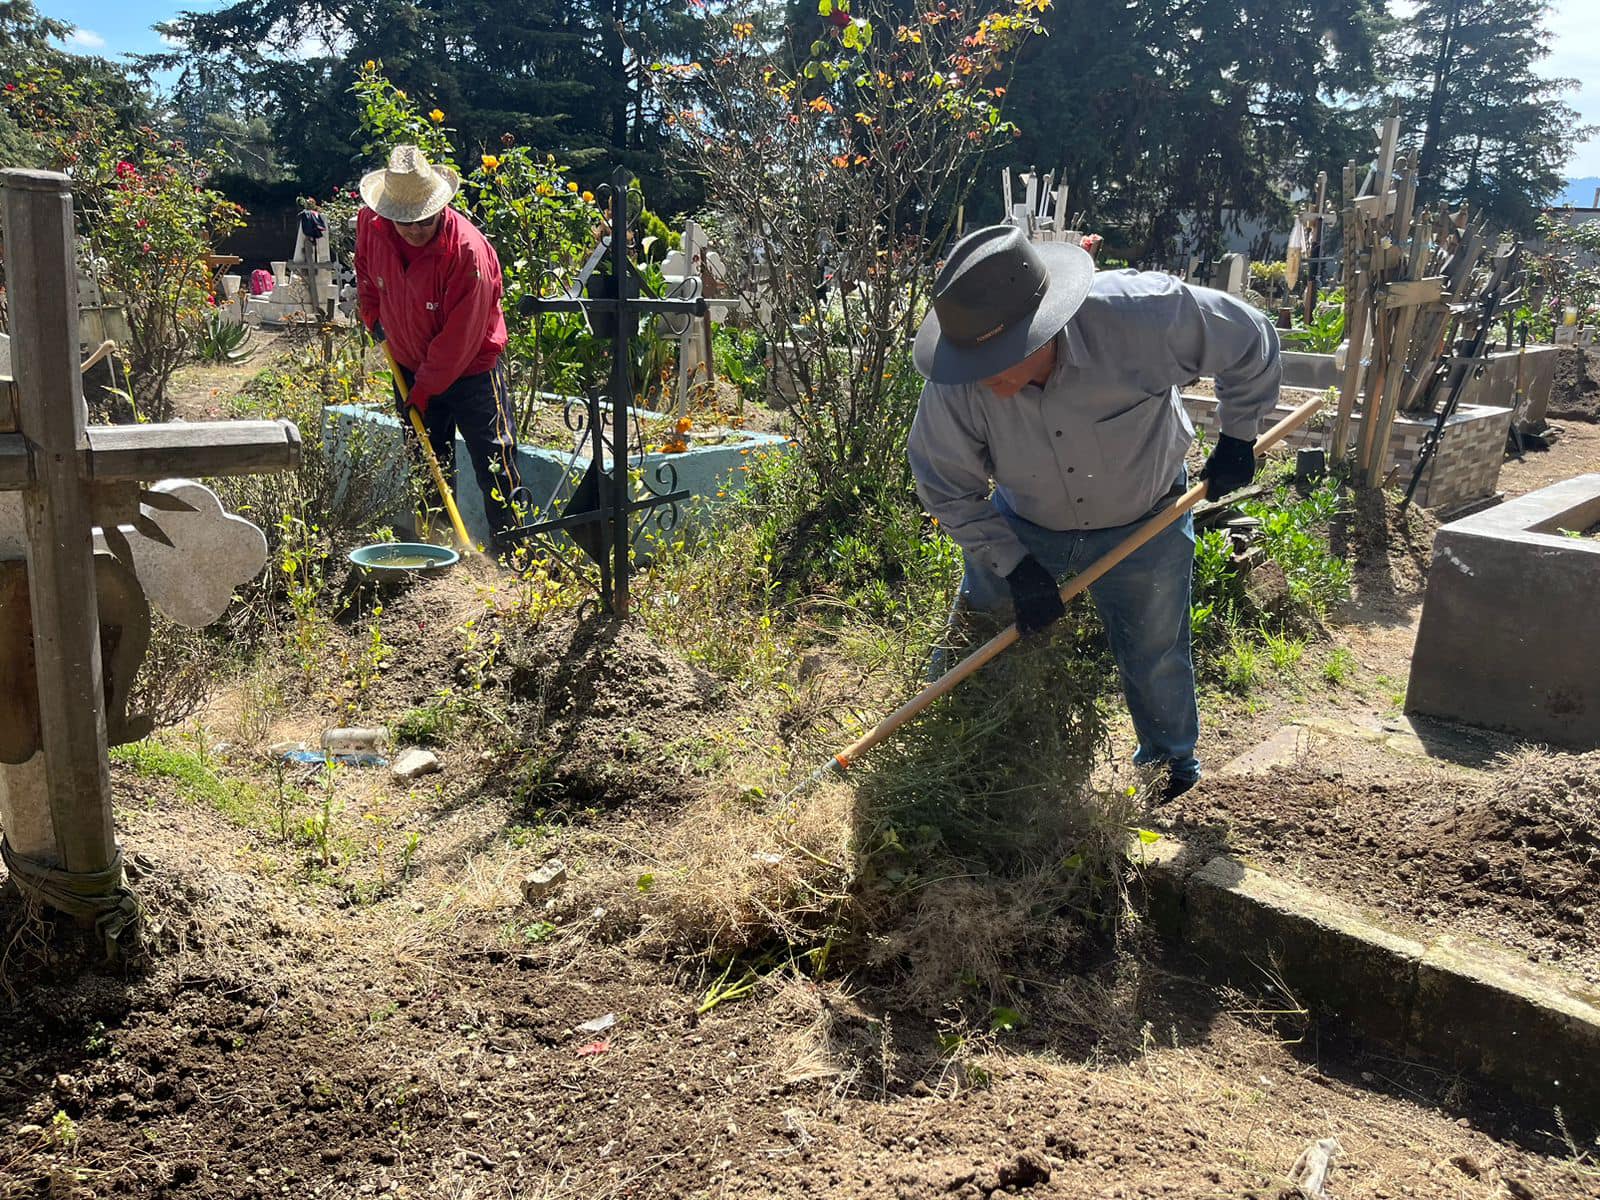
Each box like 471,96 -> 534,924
0,169 -> 299,930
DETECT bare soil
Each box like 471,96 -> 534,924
1549,346 -> 1600,423
1158,751 -> 1600,987
2,795 -> 1592,1200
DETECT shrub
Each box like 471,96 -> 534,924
1,69 -> 243,419
653,0 -> 1047,522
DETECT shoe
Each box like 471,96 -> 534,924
1160,771 -> 1201,803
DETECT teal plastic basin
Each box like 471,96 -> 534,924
348,541 -> 459,576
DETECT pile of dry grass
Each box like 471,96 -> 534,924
547,609 -> 1141,1016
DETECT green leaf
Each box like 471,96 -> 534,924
989,1006 -> 1023,1032
1061,852 -> 1084,870
636,873 -> 655,893
1136,829 -> 1161,845
818,0 -> 832,13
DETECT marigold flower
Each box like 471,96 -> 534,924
567,180 -> 579,192
364,59 -> 376,70
481,154 -> 500,171
807,96 -> 834,114
429,108 -> 444,122
582,190 -> 595,203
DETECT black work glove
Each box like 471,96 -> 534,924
1006,555 -> 1065,637
370,319 -> 386,343
1199,433 -> 1257,500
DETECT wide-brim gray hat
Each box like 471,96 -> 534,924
359,144 -> 460,223
914,225 -> 1095,385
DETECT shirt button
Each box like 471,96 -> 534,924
1067,467 -> 1075,473
1076,497 -> 1083,503
1054,430 -> 1062,437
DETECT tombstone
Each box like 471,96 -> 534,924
0,169 -> 300,946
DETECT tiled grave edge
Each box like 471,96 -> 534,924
1131,835 -> 1600,1122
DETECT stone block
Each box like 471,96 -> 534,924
1408,474 -> 1600,749
1125,831 -> 1192,939
1409,936 -> 1600,1118
1183,855 -> 1424,1047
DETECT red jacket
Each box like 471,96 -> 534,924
355,206 -> 508,411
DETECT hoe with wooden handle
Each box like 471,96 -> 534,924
783,392 -> 1326,802
381,340 -> 476,554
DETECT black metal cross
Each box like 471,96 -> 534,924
510,166 -> 706,618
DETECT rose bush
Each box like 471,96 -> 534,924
1,66 -> 242,419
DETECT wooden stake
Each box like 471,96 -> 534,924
1330,271 -> 1367,465
3,169 -> 115,876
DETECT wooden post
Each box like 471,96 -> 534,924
3,169 -> 116,878
1330,271 -> 1367,466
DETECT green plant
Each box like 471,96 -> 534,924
1220,633 -> 1261,694
1322,645 -> 1358,686
1,67 -> 246,419
399,831 -> 422,880
1283,289 -> 1346,354
194,310 -> 253,363
111,739 -> 264,825
1240,479 -> 1351,615
1262,629 -> 1305,676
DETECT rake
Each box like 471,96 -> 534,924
782,392 -> 1326,802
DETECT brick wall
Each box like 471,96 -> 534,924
1182,394 -> 1511,509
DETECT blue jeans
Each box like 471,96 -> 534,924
951,478 -> 1200,781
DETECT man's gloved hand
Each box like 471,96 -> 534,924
1200,433 -> 1257,500
1006,555 -> 1065,636
370,319 -> 386,343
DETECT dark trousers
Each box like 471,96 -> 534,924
395,365 -> 523,548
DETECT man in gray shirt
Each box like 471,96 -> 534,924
909,225 -> 1279,799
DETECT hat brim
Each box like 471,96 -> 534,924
358,163 -> 460,223
913,241 -> 1095,385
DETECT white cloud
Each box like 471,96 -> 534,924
67,29 -> 107,50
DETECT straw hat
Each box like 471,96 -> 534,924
359,144 -> 460,223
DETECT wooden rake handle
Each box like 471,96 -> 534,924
826,391 -> 1326,774
381,340 -> 475,553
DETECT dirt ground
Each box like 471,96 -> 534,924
5,360 -> 1600,1196
1548,347 -> 1600,423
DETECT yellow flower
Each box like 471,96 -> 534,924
536,182 -> 553,196
582,190 -> 595,204
364,59 -> 376,71
394,89 -> 406,99
481,154 -> 500,171
567,180 -> 579,192
732,20 -> 754,39
429,108 -> 444,123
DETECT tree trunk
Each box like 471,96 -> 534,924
1416,0 -> 1462,200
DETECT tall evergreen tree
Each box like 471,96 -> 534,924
1386,0 -> 1589,232
996,0 -> 1382,262
145,0 -> 704,204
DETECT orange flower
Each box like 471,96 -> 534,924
429,108 -> 444,123
807,96 -> 834,114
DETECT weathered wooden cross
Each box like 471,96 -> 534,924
0,169 -> 300,944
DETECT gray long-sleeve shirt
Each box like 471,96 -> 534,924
907,269 -> 1280,577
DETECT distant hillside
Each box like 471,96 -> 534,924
1557,177 -> 1600,208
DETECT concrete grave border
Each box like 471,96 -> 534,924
1133,833 -> 1600,1121
1408,473 -> 1600,749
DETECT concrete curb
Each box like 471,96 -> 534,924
1132,836 -> 1600,1121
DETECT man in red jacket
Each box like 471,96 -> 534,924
356,144 -> 522,552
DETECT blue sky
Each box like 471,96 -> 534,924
38,0 -> 1600,177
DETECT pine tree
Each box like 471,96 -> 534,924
1387,0 -> 1590,232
